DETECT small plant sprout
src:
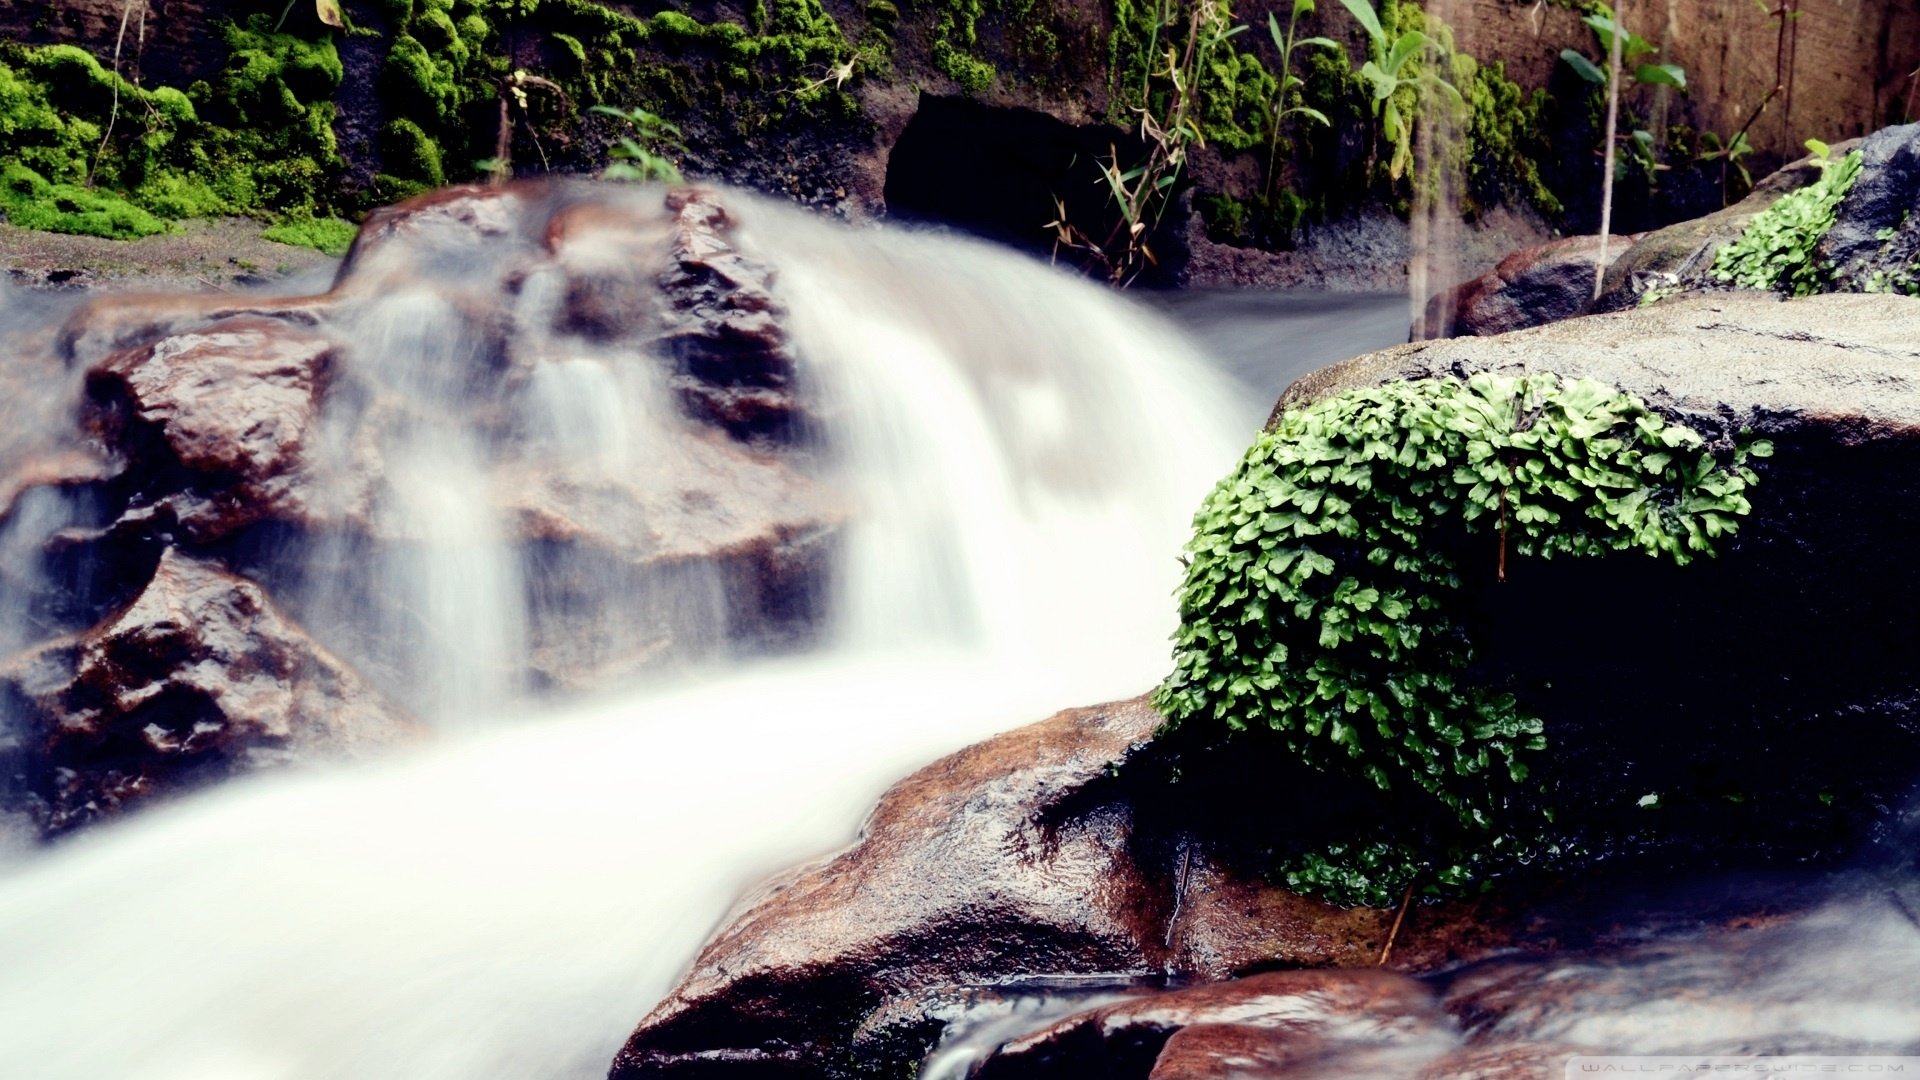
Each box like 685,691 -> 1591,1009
1337,0 -> 1462,181
1264,0 -> 1341,183
1051,0 -> 1243,286
793,56 -> 858,96
1558,6 -> 1686,299
1699,128 -> 1755,203
592,104 -> 687,185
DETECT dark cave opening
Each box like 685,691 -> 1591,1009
882,93 -> 1186,286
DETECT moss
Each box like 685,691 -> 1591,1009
0,13 -> 352,240
1199,48 -> 1278,153
931,0 -> 995,90
1461,57 -> 1562,217
382,118 -> 447,186
261,214 -> 359,255
0,162 -> 170,238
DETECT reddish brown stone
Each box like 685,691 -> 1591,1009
613,697 -> 1173,1079
973,970 -> 1447,1080
2,547 -> 419,832
1414,1041 -> 1586,1080
1148,1023 -> 1313,1080
654,187 -> 804,443
85,315 -> 335,542
1426,234 -> 1639,338
334,184 -> 529,284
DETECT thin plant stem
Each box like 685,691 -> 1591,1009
1592,9 -> 1624,302
89,0 -> 139,187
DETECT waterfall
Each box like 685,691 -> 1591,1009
0,185 -> 1246,1079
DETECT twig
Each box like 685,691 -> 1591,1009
1378,882 -> 1416,966
89,0 -> 140,187
1164,843 -> 1193,949
1497,487 -> 1508,583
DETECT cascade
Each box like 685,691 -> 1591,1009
0,183 -> 1246,1079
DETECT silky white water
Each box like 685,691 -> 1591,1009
0,190 -> 1246,1079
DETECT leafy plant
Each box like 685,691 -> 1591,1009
1262,0 -> 1340,186
1558,5 -> 1685,296
1698,128 -> 1754,201
592,104 -> 685,184
1154,373 -> 1766,904
1337,0 -> 1462,180
1558,8 -> 1684,92
1050,0 -> 1242,285
1710,148 -> 1863,295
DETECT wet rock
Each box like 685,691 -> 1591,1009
84,315 -> 336,543
1147,1024 -> 1309,1080
613,697 -> 1172,1079
502,439 -> 844,689
335,184 -> 529,287
1595,143 -> 1857,310
1279,292 -> 1920,868
970,970 -> 1447,1080
614,695 -> 1528,1079
653,187 -> 805,443
1429,234 -> 1638,338
1,547 -> 417,833
0,182 -> 847,833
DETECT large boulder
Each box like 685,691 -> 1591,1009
613,698 -> 1482,1078
619,291 -> 1920,1078
0,183 -> 847,833
1275,291 -> 1920,866
612,693 -> 1639,1078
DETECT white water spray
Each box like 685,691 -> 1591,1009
0,189 -> 1245,1079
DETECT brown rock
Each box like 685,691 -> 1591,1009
973,970 -> 1446,1080
84,315 -> 336,542
0,182 -> 850,833
613,697 -> 1173,1079
614,694 -> 1531,1079
1148,1023 -> 1311,1080
1413,1042 -> 1584,1080
1,547 -> 418,832
334,184 -> 530,287
1428,234 -> 1639,338
654,187 -> 805,443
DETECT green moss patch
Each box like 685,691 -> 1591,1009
261,215 -> 359,255
0,22 -> 345,241
1155,373 -> 1767,905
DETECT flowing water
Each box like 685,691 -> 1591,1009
0,188 -> 1249,1079
0,184 -> 1915,1080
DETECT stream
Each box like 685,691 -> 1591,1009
0,185 -> 1914,1079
